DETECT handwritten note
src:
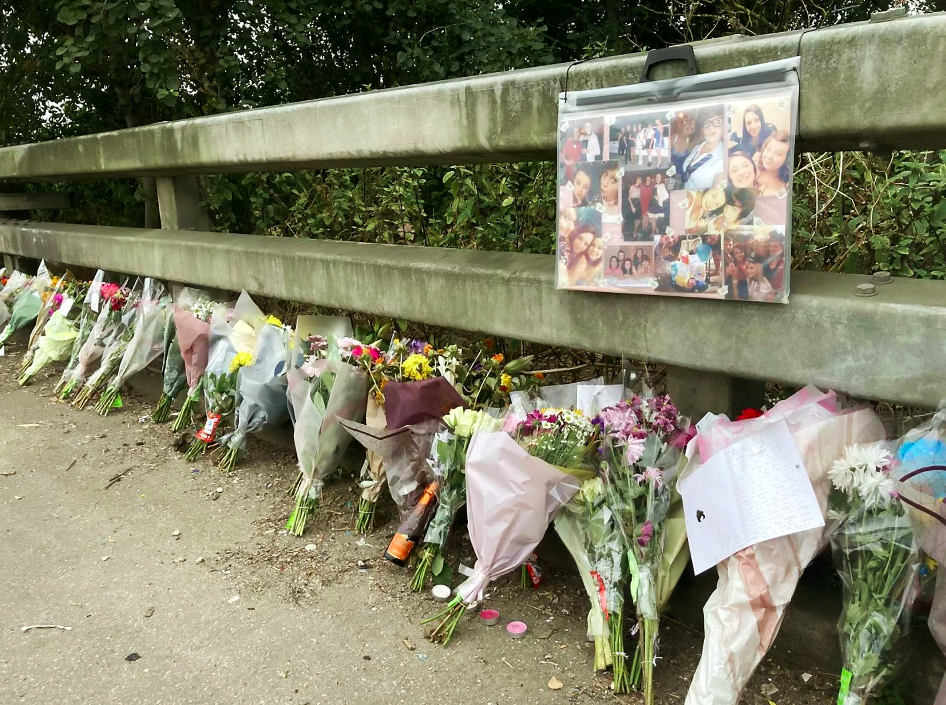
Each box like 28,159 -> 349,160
679,420 -> 823,575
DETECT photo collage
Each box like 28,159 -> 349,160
556,90 -> 794,303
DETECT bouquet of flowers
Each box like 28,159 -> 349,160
17,284 -> 83,386
216,317 -> 291,472
684,386 -> 886,705
345,339 -> 463,532
553,476 -> 624,672
169,288 -> 219,431
285,335 -> 368,535
0,262 -> 52,347
184,291 -> 265,461
598,395 -> 688,697
72,280 -> 141,409
19,272 -> 75,373
341,374 -> 466,536
409,407 -> 502,592
151,310 -> 186,422
95,278 -> 170,414
893,405 -> 946,704
422,407 -> 598,646
828,442 -> 920,705
0,269 -> 29,328
57,280 -> 130,400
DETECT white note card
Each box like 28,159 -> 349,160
679,419 -> 823,575
576,384 -> 624,417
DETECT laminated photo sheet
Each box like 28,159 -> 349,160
557,59 -> 797,303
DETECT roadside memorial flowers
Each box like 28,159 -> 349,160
17,287 -> 82,386
169,289 -> 219,432
72,280 -> 141,410
684,387 -> 885,705
285,334 -> 368,535
598,394 -> 688,698
828,442 -> 920,705
95,278 -> 170,414
151,310 -> 186,422
58,280 -> 130,401
409,407 -> 502,592
893,406 -> 946,704
421,407 -> 597,646
216,318 -> 291,472
183,291 -> 265,461
0,263 -> 52,347
19,272 -> 75,374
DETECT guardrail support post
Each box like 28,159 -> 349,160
155,176 -> 212,231
665,366 -> 767,420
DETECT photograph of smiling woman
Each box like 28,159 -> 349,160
682,106 -> 726,190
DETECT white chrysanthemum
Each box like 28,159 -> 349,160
857,471 -> 896,510
828,456 -> 857,497
849,442 -> 893,475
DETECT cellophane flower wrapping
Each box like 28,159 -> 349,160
893,405 -> 946,704
553,477 -> 623,672
285,355 -> 367,533
0,262 -> 51,345
684,386 -> 885,705
828,442 -> 919,705
360,398 -> 387,504
170,288 -> 220,429
598,394 -> 689,699
458,417 -> 595,606
26,269 -> 73,354
217,322 -> 291,468
18,308 -> 78,384
73,280 -> 142,407
342,377 -> 466,521
195,291 -> 265,442
59,278 -> 127,397
0,270 -> 30,329
96,278 -> 169,411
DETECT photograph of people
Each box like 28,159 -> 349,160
589,161 -> 622,217
605,255 -> 621,277
682,106 -> 726,189
582,122 -> 601,162
744,253 -> 776,302
729,104 -> 775,157
561,166 -> 593,208
724,241 -> 750,300
622,175 -> 643,240
723,227 -> 788,302
558,206 -> 578,250
560,127 -> 584,183
647,172 -> 670,234
670,110 -> 698,175
728,150 -> 757,190
754,131 -> 791,196
559,222 -> 597,286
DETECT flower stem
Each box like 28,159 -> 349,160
642,617 -> 659,705
612,609 -> 632,692
355,498 -> 376,534
151,393 -> 174,423
409,546 -> 436,592
171,385 -> 201,432
94,386 -> 119,416
421,596 -> 466,646
183,437 -> 208,462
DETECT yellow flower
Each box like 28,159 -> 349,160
229,351 -> 253,372
401,353 -> 433,381
266,315 -> 283,327
499,373 -> 512,392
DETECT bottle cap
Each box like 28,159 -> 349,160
506,621 -> 528,639
431,584 -> 451,602
479,609 -> 500,626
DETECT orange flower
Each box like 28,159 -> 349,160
534,372 -> 545,381
423,344 -> 433,355
491,354 -> 504,364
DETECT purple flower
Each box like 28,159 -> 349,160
408,339 -> 429,354
637,520 -> 654,547
599,401 -> 640,439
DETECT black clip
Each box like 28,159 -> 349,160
640,45 -> 698,82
